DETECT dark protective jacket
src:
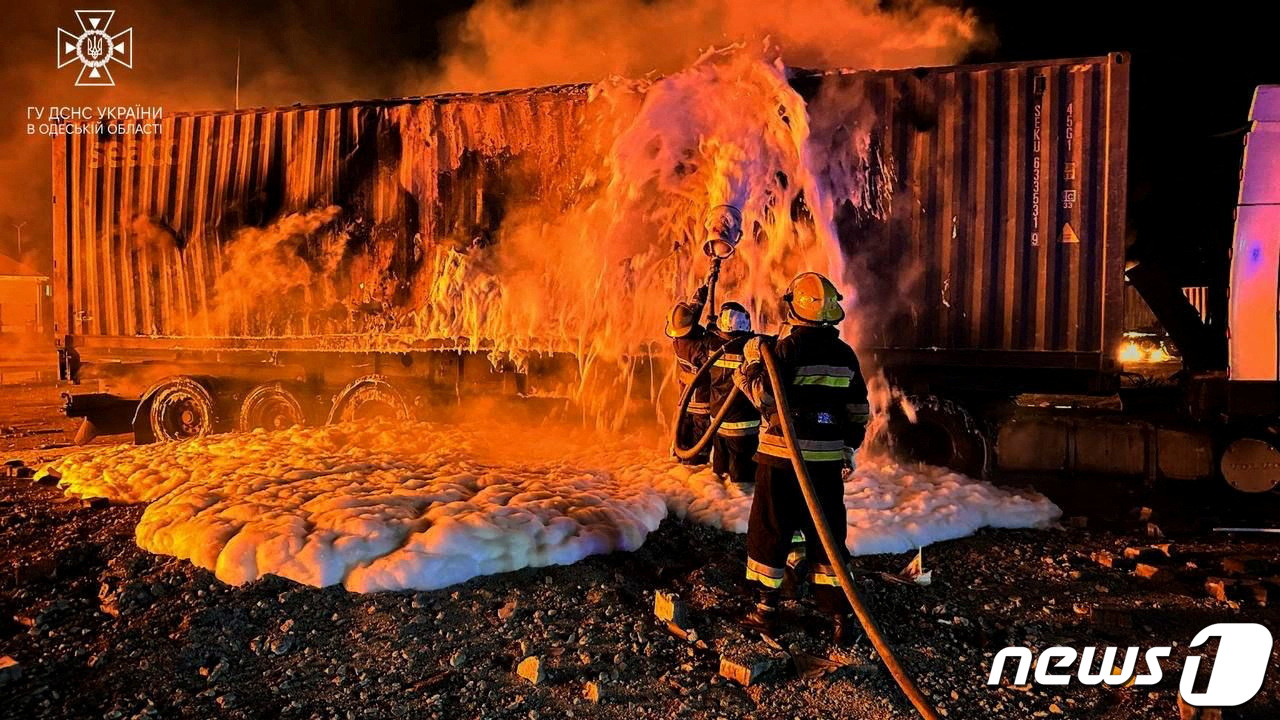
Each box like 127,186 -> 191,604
739,323 -> 870,465
672,320 -> 711,416
703,329 -> 761,436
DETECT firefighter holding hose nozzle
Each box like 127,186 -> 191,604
666,285 -> 713,465
734,272 -> 871,645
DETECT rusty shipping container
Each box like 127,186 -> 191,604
52,54 -> 1128,393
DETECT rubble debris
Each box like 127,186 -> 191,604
584,681 -> 606,703
1122,545 -> 1171,563
82,497 -> 110,510
654,590 -> 688,626
1133,564 -> 1167,581
516,656 -> 545,685
665,622 -> 698,643
1205,578 -> 1234,602
1222,556 -> 1272,576
719,646 -> 788,686
1145,523 -> 1164,539
1178,694 -> 1223,720
498,599 -> 518,621
881,548 -> 932,586
0,656 -> 21,686
1089,606 -> 1132,633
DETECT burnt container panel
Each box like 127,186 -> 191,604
54,55 -> 1127,369
804,53 -> 1128,366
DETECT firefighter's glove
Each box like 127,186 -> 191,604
741,336 -> 764,368
693,284 -> 709,305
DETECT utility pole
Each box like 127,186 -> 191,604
12,221 -> 26,257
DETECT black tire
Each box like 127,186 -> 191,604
327,375 -> 411,424
148,377 -> 218,442
238,382 -> 308,432
866,394 -> 989,477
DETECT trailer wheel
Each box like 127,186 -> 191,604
238,383 -> 308,432
328,375 -> 411,424
1220,437 -> 1280,493
147,377 -> 218,442
867,394 -> 989,477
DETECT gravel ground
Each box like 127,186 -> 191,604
3,463 -> 1279,720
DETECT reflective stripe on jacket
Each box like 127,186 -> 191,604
744,324 -> 868,466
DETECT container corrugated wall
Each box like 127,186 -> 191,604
53,86 -> 592,342
54,56 -> 1127,367
801,54 -> 1129,364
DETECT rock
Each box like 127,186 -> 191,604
1205,578 -> 1233,602
1145,523 -> 1164,539
584,681 -> 606,703
270,635 -> 295,655
1123,547 -> 1170,563
0,656 -> 21,686
82,497 -> 110,510
516,656 -> 544,685
449,650 -> 468,668
1134,564 -> 1167,581
498,600 -> 518,622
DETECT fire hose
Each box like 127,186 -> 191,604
671,340 -> 939,720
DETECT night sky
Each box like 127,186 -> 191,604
0,0 -> 1271,291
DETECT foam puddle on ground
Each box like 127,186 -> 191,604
46,421 -> 1059,592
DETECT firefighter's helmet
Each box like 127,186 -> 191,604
783,272 -> 845,324
716,301 -> 752,335
665,302 -> 700,338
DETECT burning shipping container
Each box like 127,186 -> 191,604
50,53 -> 1129,440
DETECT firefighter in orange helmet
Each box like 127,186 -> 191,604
733,272 -> 870,644
667,284 -> 712,465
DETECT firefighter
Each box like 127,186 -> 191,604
704,301 -> 760,487
667,284 -> 712,465
733,272 -> 871,644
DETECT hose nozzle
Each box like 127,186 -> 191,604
702,204 -> 743,259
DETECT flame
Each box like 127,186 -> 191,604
1118,341 -> 1145,363
400,46 -> 872,428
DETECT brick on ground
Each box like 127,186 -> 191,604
718,645 -> 787,687
654,590 -> 688,626
516,656 -> 544,685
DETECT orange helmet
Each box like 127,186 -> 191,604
783,272 -> 845,324
665,302 -> 700,338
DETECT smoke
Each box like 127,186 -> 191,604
212,206 -> 345,335
422,0 -> 984,92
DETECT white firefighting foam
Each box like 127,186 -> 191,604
48,421 -> 1057,592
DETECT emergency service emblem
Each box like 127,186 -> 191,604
57,10 -> 133,87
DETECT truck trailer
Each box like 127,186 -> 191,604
48,53 -> 1280,491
